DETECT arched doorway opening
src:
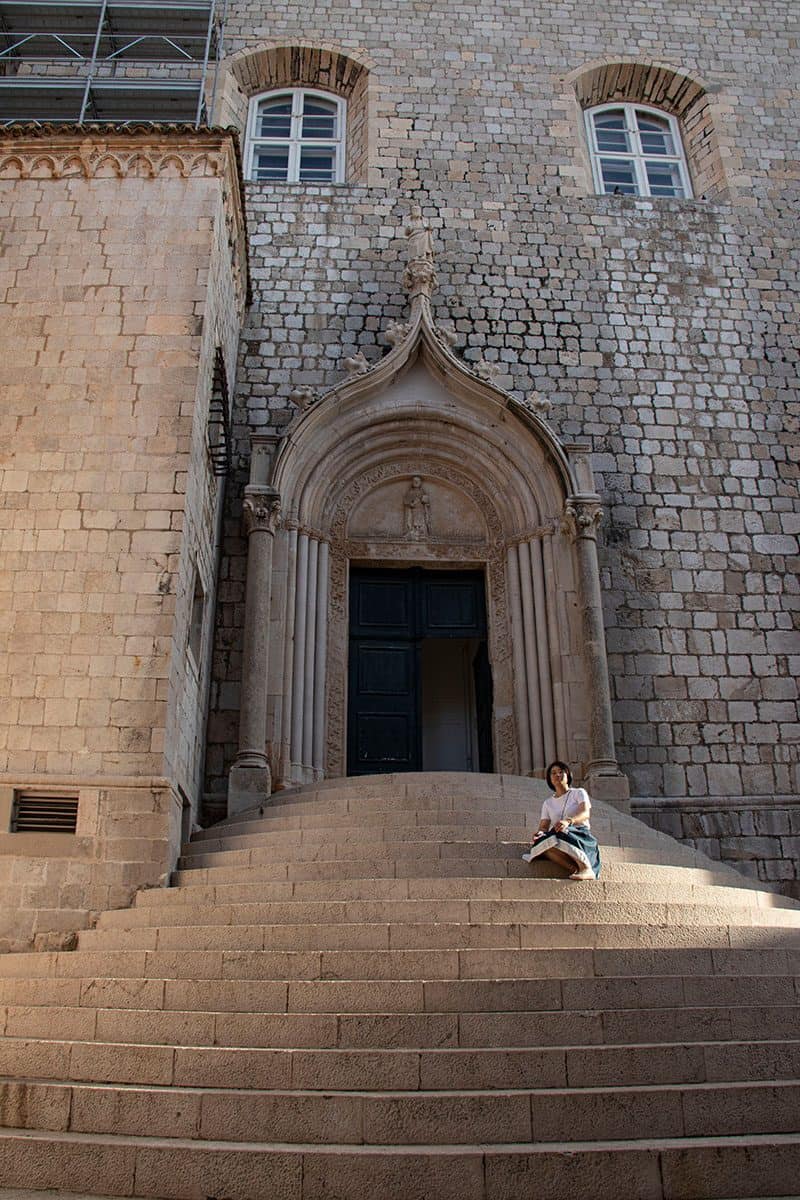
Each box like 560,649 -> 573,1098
348,565 -> 493,776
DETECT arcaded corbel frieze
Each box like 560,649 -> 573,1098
0,130 -> 233,181
561,497 -> 604,542
242,486 -> 281,536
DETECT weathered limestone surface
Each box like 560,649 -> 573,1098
0,773 -> 798,1196
0,128 -> 247,947
201,0 -> 799,890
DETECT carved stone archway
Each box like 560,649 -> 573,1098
228,206 -> 629,813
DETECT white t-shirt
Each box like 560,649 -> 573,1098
541,787 -> 591,828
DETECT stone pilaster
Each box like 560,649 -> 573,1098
228,485 -> 281,815
563,497 -> 630,809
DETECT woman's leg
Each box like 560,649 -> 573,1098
543,847 -> 578,872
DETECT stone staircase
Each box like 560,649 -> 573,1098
0,772 -> 799,1199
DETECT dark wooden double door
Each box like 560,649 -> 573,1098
347,567 -> 493,776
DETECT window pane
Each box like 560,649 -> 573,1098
256,98 -> 292,139
593,110 -> 632,153
252,146 -> 290,181
599,158 -> 639,194
302,95 -> 337,139
637,113 -> 675,156
645,160 -> 686,197
299,147 -> 336,181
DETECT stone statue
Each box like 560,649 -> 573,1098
403,204 -> 437,298
403,475 -> 432,539
405,204 -> 434,263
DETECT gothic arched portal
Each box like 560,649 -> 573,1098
228,208 -> 629,812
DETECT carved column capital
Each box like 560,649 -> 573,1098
561,497 -> 603,542
243,486 -> 281,536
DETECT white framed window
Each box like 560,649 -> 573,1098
245,88 -> 346,184
585,103 -> 692,198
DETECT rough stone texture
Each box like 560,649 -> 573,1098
0,129 -> 247,946
0,773 -> 798,1197
0,781 -> 182,953
0,0 -> 798,924
634,798 -> 800,899
200,0 -> 799,889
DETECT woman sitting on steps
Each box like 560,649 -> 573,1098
522,761 -> 601,880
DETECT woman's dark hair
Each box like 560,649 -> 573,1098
546,761 -> 573,788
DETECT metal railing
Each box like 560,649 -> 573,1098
0,0 -> 227,126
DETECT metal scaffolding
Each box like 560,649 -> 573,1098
0,0 -> 226,125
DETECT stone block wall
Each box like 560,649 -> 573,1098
0,127 -> 247,946
0,780 -> 180,952
202,0 -> 798,889
634,799 -> 800,900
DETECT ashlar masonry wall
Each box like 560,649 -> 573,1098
0,128 -> 247,949
203,0 -> 799,893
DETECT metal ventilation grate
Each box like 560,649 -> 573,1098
11,792 -> 78,833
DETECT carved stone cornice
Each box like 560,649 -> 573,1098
242,486 -> 281,536
562,497 -> 603,542
0,128 -> 235,182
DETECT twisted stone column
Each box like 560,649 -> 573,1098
228,485 -> 281,815
563,496 -> 630,808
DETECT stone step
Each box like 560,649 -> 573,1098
170,853 -> 740,887
0,1191 -> 119,1200
3,1036 -> 799,1092
2,943 -> 799,982
182,822 -> 662,855
0,1126 -> 799,1200
175,838 -> 708,871
131,871 -> 775,912
2,1076 -> 800,1145
80,922 -> 800,954
95,890 -> 800,935
1,967 -> 798,1015
191,808 -> 630,838
221,773 -> 549,809
0,769 -> 795,1199
3,996 -> 799,1049
74,915 -> 800,957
